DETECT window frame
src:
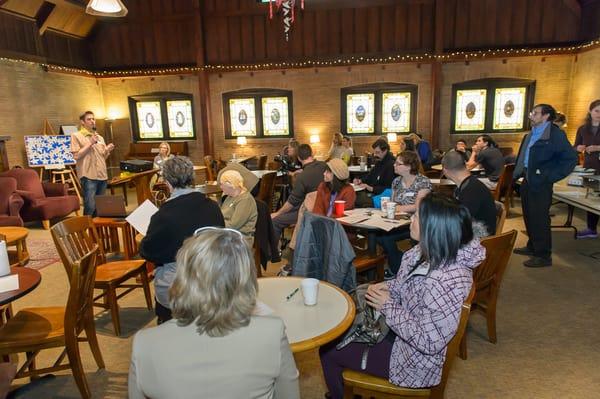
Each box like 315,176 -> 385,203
450,78 -> 536,134
222,88 -> 294,140
340,83 -> 418,136
128,92 -> 197,142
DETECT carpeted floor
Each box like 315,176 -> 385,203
25,238 -> 61,270
6,200 -> 600,398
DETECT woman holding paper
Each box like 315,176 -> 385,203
140,156 -> 224,324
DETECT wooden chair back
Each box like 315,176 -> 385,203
64,247 -> 99,336
51,216 -> 107,279
474,230 -> 517,303
492,163 -> 515,203
204,155 -> 216,182
256,171 -> 277,204
257,155 -> 268,170
267,161 -> 279,170
495,200 -> 506,235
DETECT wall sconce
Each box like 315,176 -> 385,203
386,133 -> 398,143
236,136 -> 248,146
310,134 -> 320,144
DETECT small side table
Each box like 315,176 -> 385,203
0,227 -> 30,266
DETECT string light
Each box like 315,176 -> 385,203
0,37 -> 599,77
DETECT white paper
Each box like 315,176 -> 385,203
0,274 -> 18,293
0,241 -> 10,277
338,212 -> 409,232
253,300 -> 274,316
126,200 -> 159,236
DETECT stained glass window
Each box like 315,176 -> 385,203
136,101 -> 164,139
166,100 -> 194,138
493,87 -> 527,130
382,92 -> 411,133
262,97 -> 290,136
346,93 -> 375,134
229,98 -> 257,136
454,89 -> 486,131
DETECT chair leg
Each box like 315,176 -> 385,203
486,302 -> 498,344
343,383 -> 354,399
139,268 -> 153,311
42,220 -> 50,230
459,333 -> 467,360
84,314 -> 105,369
106,287 -> 121,336
65,337 -> 92,399
25,351 -> 38,380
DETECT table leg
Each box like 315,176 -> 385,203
551,203 -> 578,238
134,175 -> 153,205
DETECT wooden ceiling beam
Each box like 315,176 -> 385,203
562,0 -> 582,18
35,1 -> 56,35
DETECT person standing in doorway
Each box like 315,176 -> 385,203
71,111 -> 115,216
513,104 -> 577,267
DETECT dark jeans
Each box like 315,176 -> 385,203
272,208 -> 299,245
80,177 -> 107,216
319,334 -> 394,399
155,300 -> 172,324
376,230 -> 411,274
587,212 -> 599,231
521,178 -> 552,259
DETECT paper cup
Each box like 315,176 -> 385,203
334,200 -> 346,217
380,196 -> 390,212
301,278 -> 320,306
386,201 -> 397,219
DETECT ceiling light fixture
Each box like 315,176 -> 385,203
86,0 -> 128,17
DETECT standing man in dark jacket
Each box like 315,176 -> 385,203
271,144 -> 327,245
353,138 -> 396,207
513,104 -> 577,267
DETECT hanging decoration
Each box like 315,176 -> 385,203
268,0 -> 304,41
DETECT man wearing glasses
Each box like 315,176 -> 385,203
513,104 -> 577,267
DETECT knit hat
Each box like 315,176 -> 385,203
327,158 -> 350,180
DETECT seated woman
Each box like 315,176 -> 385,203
320,193 -> 485,399
313,158 -> 356,216
140,156 -> 225,324
377,151 -> 431,276
327,133 -> 354,164
219,170 -> 258,247
153,142 -> 174,174
130,228 -> 300,399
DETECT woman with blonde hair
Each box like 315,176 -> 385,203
129,228 -> 300,399
153,142 -> 174,173
328,133 -> 354,164
219,169 -> 258,246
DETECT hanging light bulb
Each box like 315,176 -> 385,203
86,0 -> 128,17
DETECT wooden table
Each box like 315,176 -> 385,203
0,267 -> 41,306
108,169 -> 158,206
551,179 -> 600,237
432,164 -> 483,173
0,227 -> 30,266
257,277 -> 355,353
92,217 -> 138,260
196,184 -> 223,196
228,155 -> 256,164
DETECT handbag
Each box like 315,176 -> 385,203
336,283 -> 390,370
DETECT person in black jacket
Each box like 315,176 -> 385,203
512,104 -> 577,268
353,138 -> 396,207
140,156 -> 224,323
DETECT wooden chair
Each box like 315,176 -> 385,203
459,229 -> 517,360
0,247 -> 104,399
353,248 -> 386,282
257,154 -> 268,170
51,216 -> 153,336
267,161 -> 279,171
495,200 -> 506,235
256,171 -> 277,205
491,163 -> 515,214
343,286 -> 476,399
204,155 -> 216,182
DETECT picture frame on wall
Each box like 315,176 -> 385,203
136,101 -> 164,139
346,93 -> 375,134
454,89 -> 487,132
262,96 -> 290,136
166,100 -> 194,138
493,87 -> 527,130
382,92 -> 412,133
228,98 -> 257,137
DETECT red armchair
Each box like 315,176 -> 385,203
0,177 -> 24,227
0,168 -> 79,229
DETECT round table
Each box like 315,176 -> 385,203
0,226 -> 30,266
257,277 -> 355,353
0,267 -> 41,306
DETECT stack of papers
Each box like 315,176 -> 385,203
338,208 -> 409,232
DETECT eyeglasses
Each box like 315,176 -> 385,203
529,110 -> 541,116
395,162 -> 405,166
193,226 -> 243,238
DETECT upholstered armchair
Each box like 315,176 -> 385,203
0,176 -> 24,227
0,168 -> 79,229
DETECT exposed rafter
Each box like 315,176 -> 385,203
35,1 -> 56,35
563,0 -> 582,18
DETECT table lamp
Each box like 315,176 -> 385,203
236,136 -> 247,157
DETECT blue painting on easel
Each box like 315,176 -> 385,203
24,135 -> 75,167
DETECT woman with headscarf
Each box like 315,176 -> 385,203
219,169 -> 258,247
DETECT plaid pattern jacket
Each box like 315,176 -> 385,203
381,239 -> 485,388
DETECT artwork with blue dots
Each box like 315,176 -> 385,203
25,135 -> 75,167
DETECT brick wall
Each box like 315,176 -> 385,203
0,59 -> 103,168
566,47 -> 600,141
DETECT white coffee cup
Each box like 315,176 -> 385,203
360,161 -> 367,171
386,201 -> 397,219
301,278 -> 319,306
380,196 -> 390,212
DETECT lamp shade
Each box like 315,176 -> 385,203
86,0 -> 128,17
310,134 -> 320,144
386,133 -> 398,143
237,136 -> 247,145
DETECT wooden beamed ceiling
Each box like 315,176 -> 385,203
0,0 -> 599,70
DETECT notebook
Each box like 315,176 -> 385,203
95,195 -> 128,218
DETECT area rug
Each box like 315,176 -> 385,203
26,238 -> 61,270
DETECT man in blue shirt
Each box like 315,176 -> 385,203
513,104 -> 577,267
